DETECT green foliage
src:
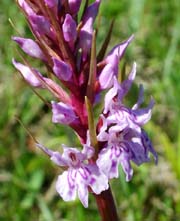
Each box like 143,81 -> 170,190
0,0 -> 180,220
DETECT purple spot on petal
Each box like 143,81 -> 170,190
89,177 -> 96,185
79,167 -> 90,180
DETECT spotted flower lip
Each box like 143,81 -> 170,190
37,142 -> 109,208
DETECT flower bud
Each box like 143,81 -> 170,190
62,14 -> 77,43
12,59 -> 43,87
12,37 -> 45,60
68,0 -> 81,14
52,58 -> 72,81
44,0 -> 58,8
51,101 -> 78,124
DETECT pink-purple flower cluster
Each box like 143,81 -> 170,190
13,0 -> 157,207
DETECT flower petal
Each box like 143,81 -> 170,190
77,182 -> 89,208
117,62 -> 136,100
97,115 -> 109,141
52,58 -> 72,81
132,84 -> 144,110
119,150 -> 133,182
132,97 -> 155,126
44,0 -> 58,7
12,59 -> 43,87
12,37 -> 45,60
97,146 -> 119,179
36,143 -> 67,166
29,14 -> 51,36
106,35 -> 134,63
141,129 -> 158,164
61,146 -> 85,167
103,77 -> 119,114
127,138 -> 150,165
99,55 -> 119,89
68,0 -> 82,14
56,170 -> 77,202
51,101 -> 78,125
18,0 -> 34,14
82,0 -> 101,25
62,14 -> 77,43
87,164 -> 109,194
79,0 -> 101,60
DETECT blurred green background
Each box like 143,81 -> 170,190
0,0 -> 180,220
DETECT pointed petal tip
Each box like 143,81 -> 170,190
12,58 -> 16,65
127,62 -> 137,81
125,169 -> 133,182
36,143 -> 54,157
11,36 -> 17,41
133,61 -> 137,68
36,142 -> 47,152
128,34 -> 135,42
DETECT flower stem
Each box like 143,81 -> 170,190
94,187 -> 119,221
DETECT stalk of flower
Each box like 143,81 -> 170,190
12,0 -> 158,220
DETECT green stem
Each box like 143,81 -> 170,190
94,187 -> 119,221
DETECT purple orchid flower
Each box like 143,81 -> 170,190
96,63 -> 157,181
37,141 -> 109,208
12,0 -> 158,216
